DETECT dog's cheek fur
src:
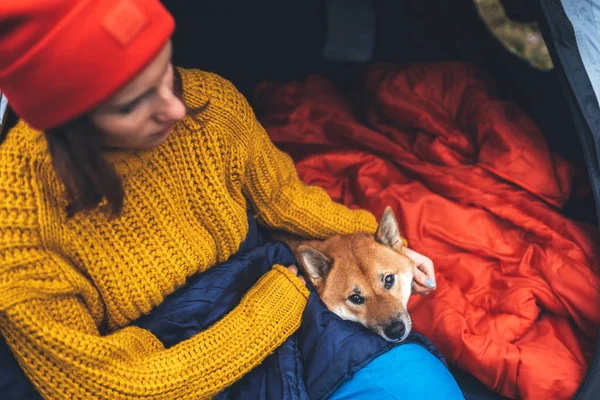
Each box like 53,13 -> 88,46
333,304 -> 368,327
399,271 -> 414,306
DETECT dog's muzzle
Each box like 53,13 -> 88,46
384,320 -> 406,340
382,313 -> 412,342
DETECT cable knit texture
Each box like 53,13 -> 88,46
0,67 -> 378,399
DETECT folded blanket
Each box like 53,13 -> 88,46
254,61 -> 600,400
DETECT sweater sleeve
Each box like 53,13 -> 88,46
238,91 -> 379,239
0,211 -> 309,399
178,67 -> 378,239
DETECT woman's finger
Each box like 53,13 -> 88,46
287,265 -> 307,286
412,268 -> 435,295
404,247 -> 436,287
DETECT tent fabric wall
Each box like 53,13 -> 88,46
536,1 -> 600,398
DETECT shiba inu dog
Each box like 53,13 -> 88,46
275,207 -> 417,342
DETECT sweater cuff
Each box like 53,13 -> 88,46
270,265 -> 310,299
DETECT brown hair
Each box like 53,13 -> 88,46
44,67 -> 208,218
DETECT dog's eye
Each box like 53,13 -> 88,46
348,294 -> 364,305
384,274 -> 395,289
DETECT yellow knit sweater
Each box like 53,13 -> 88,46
0,68 -> 378,399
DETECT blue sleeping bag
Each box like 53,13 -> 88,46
0,211 -> 450,399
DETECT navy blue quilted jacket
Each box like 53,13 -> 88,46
0,211 -> 447,399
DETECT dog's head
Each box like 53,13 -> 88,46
296,207 -> 415,342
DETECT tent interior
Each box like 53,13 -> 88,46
1,0 -> 599,399
164,0 -> 597,224
158,1 -> 599,399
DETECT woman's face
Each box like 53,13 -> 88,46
90,41 -> 186,149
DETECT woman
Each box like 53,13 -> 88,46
0,0 -> 463,398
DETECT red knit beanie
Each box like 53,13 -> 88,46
0,0 -> 175,130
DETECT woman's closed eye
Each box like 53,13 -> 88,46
118,93 -> 150,114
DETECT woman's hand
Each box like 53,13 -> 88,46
403,247 -> 436,295
287,265 -> 307,285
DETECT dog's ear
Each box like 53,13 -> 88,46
296,245 -> 332,286
375,206 -> 403,250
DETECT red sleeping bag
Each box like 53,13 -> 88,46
253,62 -> 600,400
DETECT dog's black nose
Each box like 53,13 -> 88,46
384,320 -> 406,340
